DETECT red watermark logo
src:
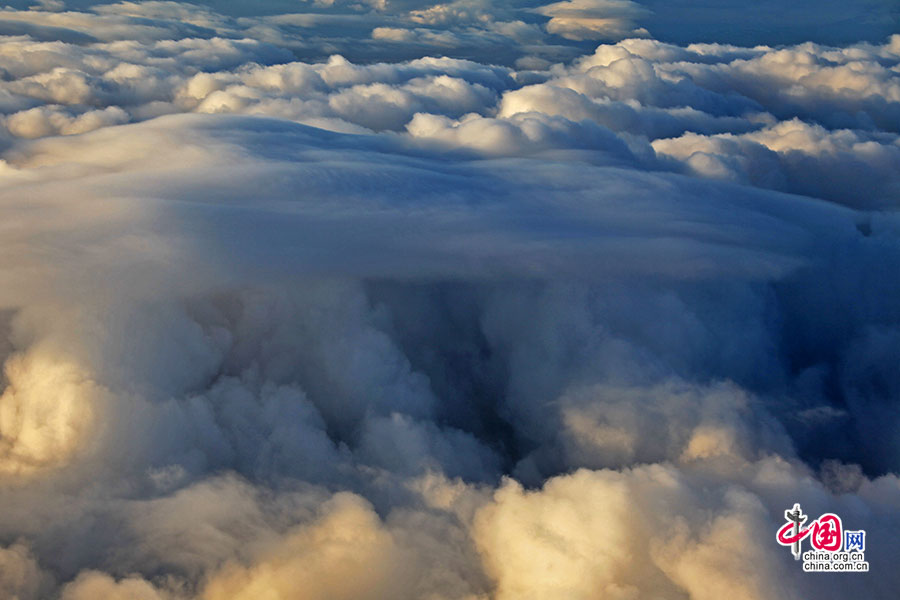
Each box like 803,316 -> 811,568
776,503 -> 868,572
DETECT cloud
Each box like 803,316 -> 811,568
200,491 -> 486,600
0,542 -> 53,600
5,105 -> 129,137
475,459 -> 900,600
536,0 -> 650,41
0,2 -> 898,599
60,572 -> 176,600
653,119 -> 900,209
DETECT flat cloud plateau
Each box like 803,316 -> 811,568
0,2 -> 899,599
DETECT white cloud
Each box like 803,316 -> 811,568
536,0 -> 650,41
0,3 -> 898,599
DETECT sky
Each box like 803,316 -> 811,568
0,1 -> 899,599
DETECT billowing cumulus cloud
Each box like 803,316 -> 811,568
0,1 -> 899,599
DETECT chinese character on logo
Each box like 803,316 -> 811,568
776,505 -> 844,557
777,503 -> 808,560
810,514 -> 842,551
777,503 -> 869,573
845,530 -> 865,552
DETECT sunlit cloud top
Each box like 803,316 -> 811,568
0,2 -> 898,600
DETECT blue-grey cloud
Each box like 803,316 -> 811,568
0,2 -> 898,599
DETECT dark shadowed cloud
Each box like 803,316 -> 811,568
0,2 -> 898,599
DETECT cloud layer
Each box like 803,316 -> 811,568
0,1 -> 899,599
